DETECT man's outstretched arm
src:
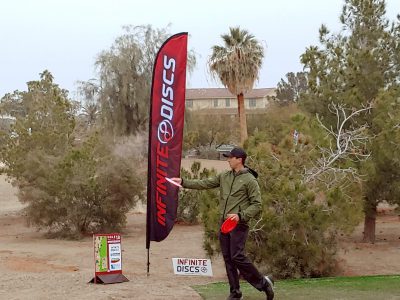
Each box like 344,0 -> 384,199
170,174 -> 220,190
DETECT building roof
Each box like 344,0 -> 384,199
186,88 -> 275,100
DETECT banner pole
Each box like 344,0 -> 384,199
147,248 -> 150,276
145,32 -> 188,276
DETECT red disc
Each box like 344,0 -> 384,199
220,218 -> 238,234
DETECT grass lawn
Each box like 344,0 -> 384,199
193,275 -> 400,300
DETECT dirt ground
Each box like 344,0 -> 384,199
338,212 -> 400,276
1,159 -> 399,299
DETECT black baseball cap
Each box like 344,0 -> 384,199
223,147 -> 247,160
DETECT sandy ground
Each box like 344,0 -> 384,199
0,170 -> 227,300
0,159 -> 400,299
338,213 -> 400,276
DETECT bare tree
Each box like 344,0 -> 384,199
248,217 -> 265,248
305,102 -> 373,187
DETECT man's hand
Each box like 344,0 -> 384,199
226,214 -> 239,222
169,178 -> 182,185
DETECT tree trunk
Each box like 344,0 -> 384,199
237,93 -> 248,145
362,200 -> 377,243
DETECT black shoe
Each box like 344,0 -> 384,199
226,290 -> 243,300
263,275 -> 274,300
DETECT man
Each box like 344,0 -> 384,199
170,147 -> 274,300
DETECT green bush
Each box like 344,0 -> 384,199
200,105 -> 362,278
246,178 -> 348,278
0,72 -> 144,239
245,111 -> 362,278
177,161 -> 219,227
199,185 -> 220,256
6,134 -> 144,239
178,161 -> 220,255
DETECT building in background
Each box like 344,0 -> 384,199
185,88 -> 275,115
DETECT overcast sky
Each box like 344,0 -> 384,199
1,0 -> 399,98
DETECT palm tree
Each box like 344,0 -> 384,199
77,79 -> 100,128
208,27 -> 264,145
81,102 -> 99,127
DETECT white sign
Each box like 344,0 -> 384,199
108,243 -> 122,271
172,258 -> 213,276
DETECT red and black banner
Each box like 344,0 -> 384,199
146,33 -> 188,246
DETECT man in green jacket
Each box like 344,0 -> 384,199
170,147 -> 274,300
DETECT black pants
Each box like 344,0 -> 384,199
219,222 -> 264,293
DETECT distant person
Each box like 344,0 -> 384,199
170,147 -> 274,300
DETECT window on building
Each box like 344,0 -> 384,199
249,98 -> 257,107
225,98 -> 231,107
213,99 -> 219,107
187,99 -> 193,108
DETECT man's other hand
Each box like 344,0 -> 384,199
226,214 -> 239,222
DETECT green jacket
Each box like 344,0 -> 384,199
182,168 -> 262,222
